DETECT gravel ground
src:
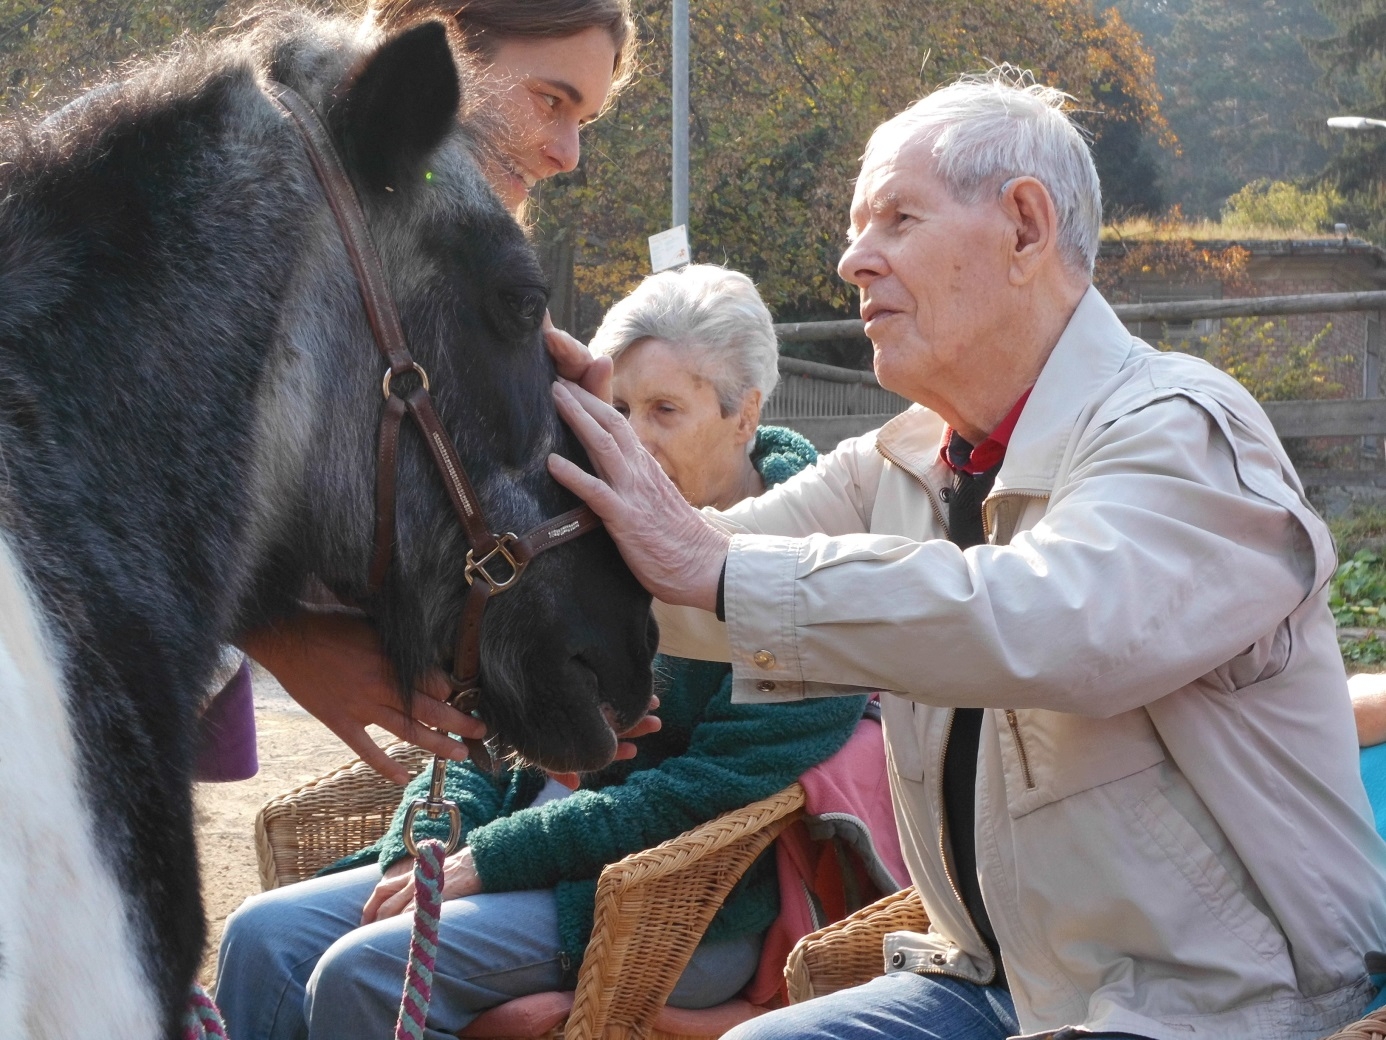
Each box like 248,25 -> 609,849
194,664 -> 392,985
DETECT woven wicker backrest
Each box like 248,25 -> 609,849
564,784 -> 806,1040
783,884 -> 928,1003
254,740 -> 429,890
1326,1009 -> 1386,1040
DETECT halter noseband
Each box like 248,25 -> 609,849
268,84 -> 601,853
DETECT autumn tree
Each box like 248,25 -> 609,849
0,2 -> 230,113
532,0 -> 1166,345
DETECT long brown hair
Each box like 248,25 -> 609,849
372,0 -> 637,104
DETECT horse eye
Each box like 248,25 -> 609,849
503,288 -> 548,325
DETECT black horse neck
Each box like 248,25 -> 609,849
0,73 -> 314,667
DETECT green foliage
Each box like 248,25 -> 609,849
0,2 -> 229,113
1107,0 -> 1336,220
1329,517 -> 1386,666
1331,550 -> 1386,625
1341,632 -> 1386,666
1221,179 -> 1346,233
1330,506 -> 1386,557
1162,316 -> 1346,402
1304,0 -> 1386,245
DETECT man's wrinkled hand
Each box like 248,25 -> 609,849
548,380 -> 729,611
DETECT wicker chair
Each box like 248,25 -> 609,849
254,741 -> 805,1039
255,740 -> 431,889
782,884 -> 928,1003
782,885 -> 1386,1040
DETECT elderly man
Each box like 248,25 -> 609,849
546,71 -> 1386,1040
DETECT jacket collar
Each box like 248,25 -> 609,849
874,285 -> 1132,495
992,285 -> 1133,497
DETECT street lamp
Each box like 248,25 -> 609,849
1328,116 -> 1386,130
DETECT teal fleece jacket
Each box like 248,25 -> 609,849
335,428 -> 869,968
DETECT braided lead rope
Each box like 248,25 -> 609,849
182,982 -> 229,1040
395,838 -> 447,1040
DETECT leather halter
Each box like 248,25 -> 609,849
267,84 -> 601,845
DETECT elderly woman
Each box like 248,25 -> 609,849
215,265 -> 868,1040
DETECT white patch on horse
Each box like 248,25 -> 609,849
0,533 -> 158,1039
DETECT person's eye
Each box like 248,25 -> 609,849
614,403 -> 630,418
539,93 -> 560,110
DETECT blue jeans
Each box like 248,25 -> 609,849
216,864 -> 761,1040
721,972 -> 1150,1040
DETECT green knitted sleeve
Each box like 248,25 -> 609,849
466,678 -> 868,894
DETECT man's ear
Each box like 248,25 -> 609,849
329,21 -> 460,194
1001,176 -> 1060,286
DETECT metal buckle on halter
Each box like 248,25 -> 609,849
381,360 -> 430,400
464,533 -> 523,591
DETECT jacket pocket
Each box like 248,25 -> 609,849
1000,706 -> 1166,819
1130,764 -> 1290,964
880,696 -> 932,781
1208,618 -> 1293,694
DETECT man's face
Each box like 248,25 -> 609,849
837,131 -> 1014,413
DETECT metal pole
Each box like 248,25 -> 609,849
671,0 -> 689,230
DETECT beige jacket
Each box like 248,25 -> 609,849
657,288 -> 1386,1040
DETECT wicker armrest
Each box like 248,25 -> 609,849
254,740 -> 430,890
1324,1009 -> 1386,1040
563,783 -> 806,1040
783,884 -> 929,1003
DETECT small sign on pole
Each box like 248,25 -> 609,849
648,225 -> 691,273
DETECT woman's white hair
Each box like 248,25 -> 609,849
590,265 -> 780,415
869,66 -> 1102,275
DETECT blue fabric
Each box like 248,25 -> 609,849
721,972 -> 1017,1040
216,863 -> 761,1040
1361,743 -> 1386,837
1359,745 -> 1386,1013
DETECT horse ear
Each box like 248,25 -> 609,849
330,21 -> 461,193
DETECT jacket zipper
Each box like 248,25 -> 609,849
932,708 -> 998,986
1004,709 -> 1037,790
875,441 -> 948,534
876,438 -> 1001,985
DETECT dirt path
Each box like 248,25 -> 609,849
194,665 -> 393,985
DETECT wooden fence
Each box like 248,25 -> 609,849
766,291 -> 1386,485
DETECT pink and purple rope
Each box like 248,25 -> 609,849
181,982 -> 229,1040
395,837 -> 447,1040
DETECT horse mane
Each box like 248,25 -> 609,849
0,4 -> 500,194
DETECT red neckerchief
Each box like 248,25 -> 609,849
939,388 -> 1033,474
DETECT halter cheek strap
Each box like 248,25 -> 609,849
267,83 -> 601,850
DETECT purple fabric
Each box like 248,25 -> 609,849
195,658 -> 259,782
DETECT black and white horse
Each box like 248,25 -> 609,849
0,9 -> 654,1036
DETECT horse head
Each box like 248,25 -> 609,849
248,16 -> 657,774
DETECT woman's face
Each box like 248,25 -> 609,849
479,28 -> 617,212
611,338 -> 760,510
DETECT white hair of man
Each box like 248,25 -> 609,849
870,65 -> 1103,276
590,264 -> 780,415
